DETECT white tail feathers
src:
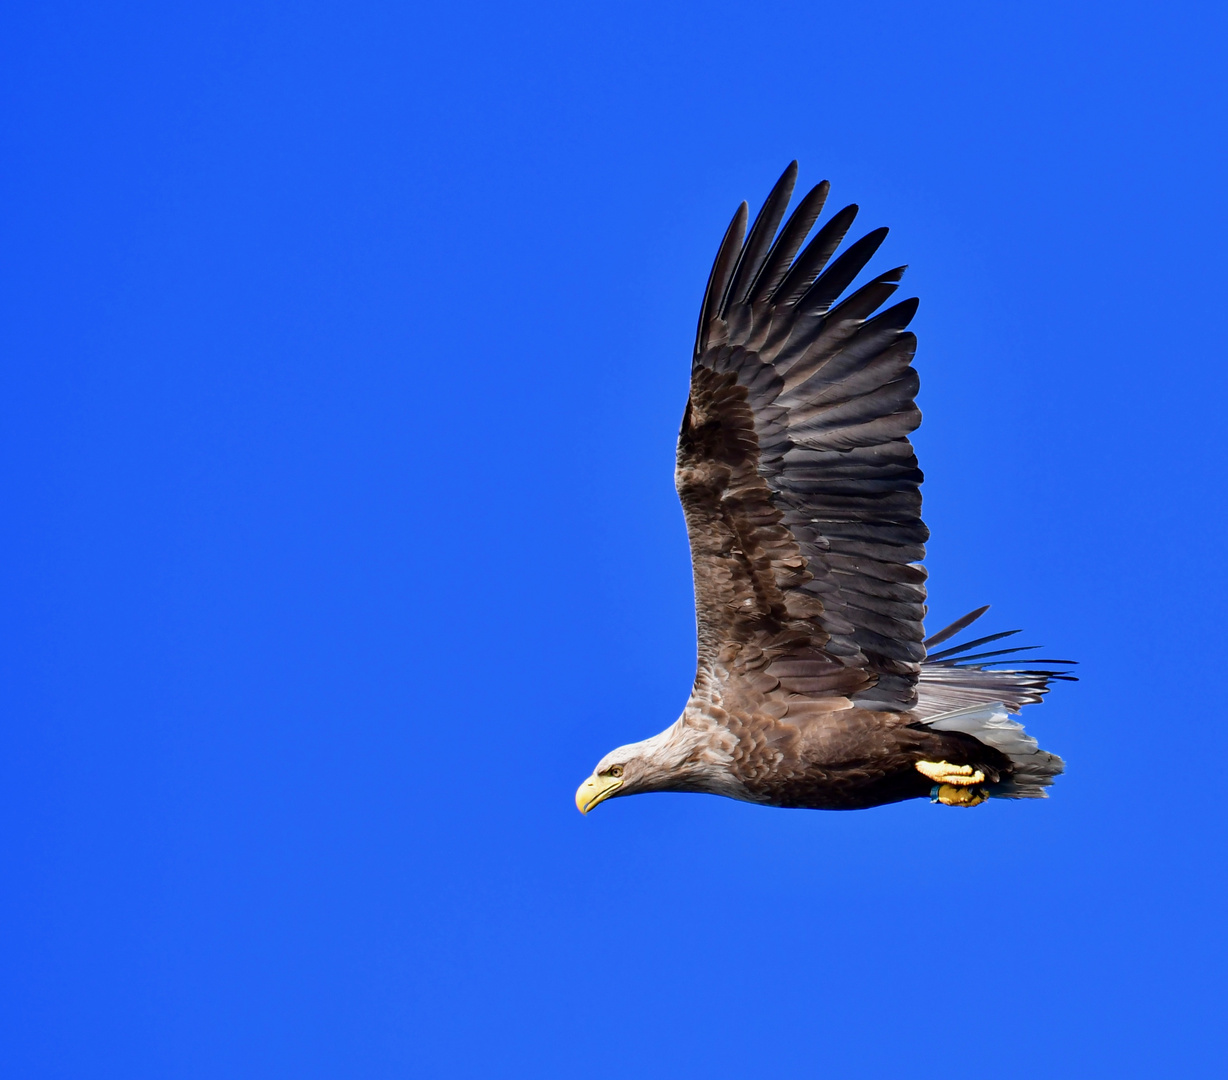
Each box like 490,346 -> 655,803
925,702 -> 1065,799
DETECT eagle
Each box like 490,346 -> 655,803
576,163 -> 1073,815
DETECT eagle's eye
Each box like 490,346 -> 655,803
609,765 -> 624,778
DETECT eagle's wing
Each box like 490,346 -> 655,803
676,163 -> 927,711
914,607 -> 1078,720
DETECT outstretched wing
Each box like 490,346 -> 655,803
677,162 -> 927,710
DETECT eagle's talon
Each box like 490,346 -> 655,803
930,783 -> 990,807
915,759 -> 986,786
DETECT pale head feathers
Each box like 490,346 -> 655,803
591,717 -> 745,800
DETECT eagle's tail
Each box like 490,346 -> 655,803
915,607 -> 1074,798
924,702 -> 1065,798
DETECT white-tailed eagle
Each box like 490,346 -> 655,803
576,163 -> 1073,814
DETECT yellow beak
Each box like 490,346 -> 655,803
575,772 -> 623,814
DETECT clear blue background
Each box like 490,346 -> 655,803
2,2 -> 1224,1076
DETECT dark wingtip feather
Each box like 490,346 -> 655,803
772,203 -> 860,306
722,163 -> 799,317
977,659 -> 1079,669
927,629 -> 1023,661
947,645 -> 1043,664
795,226 -> 890,315
821,267 -> 911,327
924,605 -> 990,648
748,180 -> 831,303
890,295 -> 920,322
695,201 -> 748,357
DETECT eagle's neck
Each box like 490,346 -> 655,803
636,716 -> 748,800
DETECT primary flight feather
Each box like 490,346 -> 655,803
576,163 -> 1072,815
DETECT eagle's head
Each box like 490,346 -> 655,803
575,719 -> 733,813
574,754 -> 629,814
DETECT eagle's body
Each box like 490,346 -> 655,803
576,164 -> 1071,816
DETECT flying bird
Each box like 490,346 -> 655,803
576,163 -> 1073,815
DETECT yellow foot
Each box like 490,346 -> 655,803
915,760 -> 986,786
930,783 -> 990,807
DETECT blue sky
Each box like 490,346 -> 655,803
2,1 -> 1226,1076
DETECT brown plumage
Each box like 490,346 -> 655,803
576,163 -> 1073,816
